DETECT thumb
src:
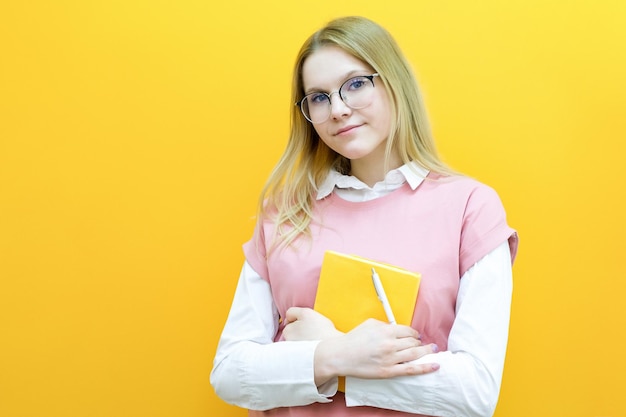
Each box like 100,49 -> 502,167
285,306 -> 304,324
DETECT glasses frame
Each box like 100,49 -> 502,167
295,73 -> 380,123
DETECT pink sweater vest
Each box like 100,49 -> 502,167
244,174 -> 518,416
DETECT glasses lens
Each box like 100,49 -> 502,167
340,76 -> 376,109
301,93 -> 330,123
298,75 -> 377,123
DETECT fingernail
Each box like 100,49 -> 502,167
432,344 -> 439,353
431,363 -> 440,371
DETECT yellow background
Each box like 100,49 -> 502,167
1,1 -> 624,416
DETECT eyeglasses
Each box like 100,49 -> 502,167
295,73 -> 380,124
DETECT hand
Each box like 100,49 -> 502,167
282,307 -> 344,341
314,318 -> 439,385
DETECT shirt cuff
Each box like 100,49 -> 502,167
240,340 -> 334,409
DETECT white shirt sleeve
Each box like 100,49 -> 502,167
210,262 -> 336,410
345,241 -> 513,417
212,242 -> 512,415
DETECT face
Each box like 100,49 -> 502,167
301,46 -> 393,170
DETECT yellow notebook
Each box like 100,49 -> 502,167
314,250 -> 421,333
314,250 -> 421,392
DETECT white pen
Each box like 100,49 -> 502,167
371,267 -> 396,325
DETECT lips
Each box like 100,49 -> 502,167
335,124 -> 362,135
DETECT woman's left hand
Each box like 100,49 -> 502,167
282,307 -> 343,341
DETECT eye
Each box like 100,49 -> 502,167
346,77 -> 368,91
307,92 -> 329,105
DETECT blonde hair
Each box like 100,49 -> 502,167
258,16 -> 455,249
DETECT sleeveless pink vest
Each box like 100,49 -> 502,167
244,174 -> 518,416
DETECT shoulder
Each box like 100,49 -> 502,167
422,174 -> 503,206
426,172 -> 488,189
429,176 -> 517,273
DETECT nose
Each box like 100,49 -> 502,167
328,91 -> 351,119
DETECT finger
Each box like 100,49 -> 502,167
392,324 -> 420,340
394,336 -> 422,351
396,343 -> 439,363
285,306 -> 303,323
398,361 -> 440,376
413,343 -> 439,356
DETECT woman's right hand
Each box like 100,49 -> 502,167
313,318 -> 439,386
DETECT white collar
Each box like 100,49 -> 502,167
316,161 -> 429,200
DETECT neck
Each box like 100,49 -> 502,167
350,151 -> 402,188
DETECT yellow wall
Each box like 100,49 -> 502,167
1,1 -> 624,416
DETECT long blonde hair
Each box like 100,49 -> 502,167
258,16 -> 455,249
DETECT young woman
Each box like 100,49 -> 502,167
211,16 -> 518,417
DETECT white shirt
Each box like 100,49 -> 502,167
211,163 -> 513,416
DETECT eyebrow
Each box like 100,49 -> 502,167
303,69 -> 372,95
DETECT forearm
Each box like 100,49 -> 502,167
346,242 -> 513,416
211,339 -> 333,410
345,350 -> 500,416
210,261 -> 336,410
